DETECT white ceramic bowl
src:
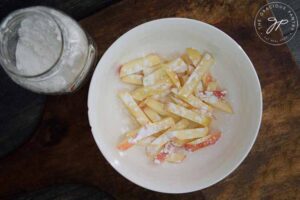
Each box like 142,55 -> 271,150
88,18 -> 262,193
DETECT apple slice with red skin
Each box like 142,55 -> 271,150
184,131 -> 221,152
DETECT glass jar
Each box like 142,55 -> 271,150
0,6 -> 98,94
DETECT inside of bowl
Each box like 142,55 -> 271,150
88,18 -> 262,193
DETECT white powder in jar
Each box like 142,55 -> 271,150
16,14 -> 62,76
10,6 -> 93,93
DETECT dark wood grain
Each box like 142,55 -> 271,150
0,0 -> 119,20
0,0 -> 299,199
269,0 -> 300,66
14,184 -> 114,200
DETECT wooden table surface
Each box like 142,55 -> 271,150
0,0 -> 299,199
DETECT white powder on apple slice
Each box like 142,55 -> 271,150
168,58 -> 188,73
129,118 -> 173,143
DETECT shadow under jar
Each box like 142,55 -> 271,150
0,6 -> 98,94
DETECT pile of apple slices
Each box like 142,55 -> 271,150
117,48 -> 233,164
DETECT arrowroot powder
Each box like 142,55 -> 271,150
0,6 -> 97,93
16,14 -> 62,76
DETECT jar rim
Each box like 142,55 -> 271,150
0,7 -> 64,78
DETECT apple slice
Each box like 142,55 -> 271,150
193,81 -> 204,96
186,48 -> 203,66
168,127 -> 208,140
118,130 -> 158,151
202,72 -> 213,89
187,65 -> 195,75
154,142 -> 187,164
145,119 -> 189,159
123,128 -> 162,146
184,131 -> 221,152
153,142 -> 177,164
170,95 -> 190,108
117,139 -> 134,151
152,90 -> 172,102
119,92 -> 150,125
165,151 -> 186,163
121,74 -> 143,85
129,117 -> 175,144
145,98 -> 169,116
125,128 -> 139,137
143,58 -> 188,86
181,54 -> 193,66
118,134 -> 155,150
119,54 -> 162,77
198,91 -> 233,113
124,128 -> 164,145
143,63 -> 162,75
136,136 -> 156,146
117,128 -> 139,151
166,102 -> 211,126
131,87 -> 161,101
138,99 -> 147,108
179,53 -> 214,97
164,68 -> 181,88
143,106 -> 162,122
206,81 -> 218,91
144,98 -> 180,120
208,99 -> 233,113
178,74 -> 189,86
143,68 -> 168,86
166,57 -> 188,73
131,80 -> 172,101
117,118 -> 175,151
171,138 -> 194,147
151,118 -> 190,147
171,88 -> 212,112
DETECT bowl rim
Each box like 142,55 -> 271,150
87,17 -> 263,193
